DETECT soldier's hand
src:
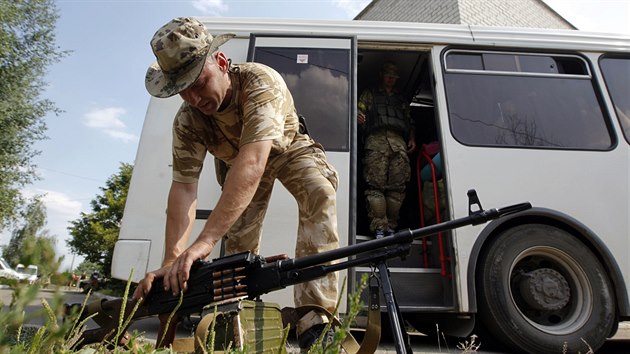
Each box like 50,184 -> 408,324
132,266 -> 170,300
357,111 -> 366,125
164,240 -> 214,296
407,139 -> 417,154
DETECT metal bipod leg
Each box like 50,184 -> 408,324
376,261 -> 412,354
375,232 -> 413,354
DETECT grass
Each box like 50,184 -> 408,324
0,275 -> 487,354
456,334 -> 480,353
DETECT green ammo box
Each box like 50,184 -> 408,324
199,299 -> 286,353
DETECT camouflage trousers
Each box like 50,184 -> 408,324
224,145 -> 339,334
363,130 -> 410,232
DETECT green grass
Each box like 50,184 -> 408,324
0,275 -> 484,353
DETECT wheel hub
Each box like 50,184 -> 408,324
519,268 -> 570,311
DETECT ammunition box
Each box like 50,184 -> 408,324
199,299 -> 286,354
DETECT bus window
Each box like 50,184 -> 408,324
443,50 -> 613,150
445,51 -> 587,75
252,47 -> 351,152
600,56 -> 630,144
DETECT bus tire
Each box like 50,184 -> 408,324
476,224 -> 615,354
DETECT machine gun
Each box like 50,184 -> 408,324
67,190 -> 531,352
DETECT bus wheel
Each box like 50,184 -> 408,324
476,224 -> 615,354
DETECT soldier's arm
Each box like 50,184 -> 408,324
163,139 -> 273,295
163,181 -> 199,265
132,181 -> 198,300
407,129 -> 417,153
199,139 -> 272,247
357,89 -> 373,125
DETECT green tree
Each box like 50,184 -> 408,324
67,163 -> 133,278
3,197 -> 45,266
74,260 -> 104,277
2,196 -> 60,275
0,0 -> 67,229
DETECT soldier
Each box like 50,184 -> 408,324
132,17 -> 339,349
358,62 -> 416,238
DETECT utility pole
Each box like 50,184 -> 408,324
70,253 -> 76,271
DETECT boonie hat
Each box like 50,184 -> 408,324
381,62 -> 400,78
145,17 -> 235,98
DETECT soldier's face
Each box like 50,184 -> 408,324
382,74 -> 398,90
180,53 -> 231,115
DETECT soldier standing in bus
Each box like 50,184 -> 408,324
358,62 -> 416,238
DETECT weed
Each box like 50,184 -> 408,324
456,334 -> 480,353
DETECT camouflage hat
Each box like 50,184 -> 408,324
381,62 -> 400,78
145,17 -> 235,98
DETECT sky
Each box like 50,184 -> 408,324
1,0 -> 629,272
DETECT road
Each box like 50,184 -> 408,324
3,286 -> 629,353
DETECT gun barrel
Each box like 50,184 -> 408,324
280,202 -> 531,271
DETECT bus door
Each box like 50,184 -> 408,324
352,45 -> 455,317
246,34 -> 356,308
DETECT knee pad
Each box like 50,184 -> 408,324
365,190 -> 386,218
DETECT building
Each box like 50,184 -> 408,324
354,0 -> 576,30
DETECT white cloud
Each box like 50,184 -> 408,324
21,188 -> 83,227
333,0 -> 371,17
191,0 -> 229,15
38,190 -> 84,220
84,107 -> 126,129
104,129 -> 137,144
83,107 -> 138,143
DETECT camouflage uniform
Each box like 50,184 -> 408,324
359,86 -> 413,232
171,62 -> 339,333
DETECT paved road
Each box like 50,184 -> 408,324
3,286 -> 629,353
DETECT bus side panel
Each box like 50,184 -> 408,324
433,46 -> 630,312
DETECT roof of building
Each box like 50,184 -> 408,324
354,0 -> 576,30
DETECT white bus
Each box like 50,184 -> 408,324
112,18 -> 630,353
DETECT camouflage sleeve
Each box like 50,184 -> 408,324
172,106 -> 207,183
238,66 -> 286,147
357,88 -> 373,114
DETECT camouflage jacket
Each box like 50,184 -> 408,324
171,63 -> 315,183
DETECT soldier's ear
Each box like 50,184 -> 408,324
215,51 -> 230,73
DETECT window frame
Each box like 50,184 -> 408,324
443,49 -> 593,79
247,34 -> 354,152
599,54 -> 630,145
441,47 -> 616,151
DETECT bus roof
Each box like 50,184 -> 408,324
199,17 -> 630,53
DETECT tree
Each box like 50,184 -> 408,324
67,163 -> 133,278
0,0 -> 67,229
74,260 -> 104,278
2,196 -> 60,275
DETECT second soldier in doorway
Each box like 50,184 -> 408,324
358,62 -> 416,238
